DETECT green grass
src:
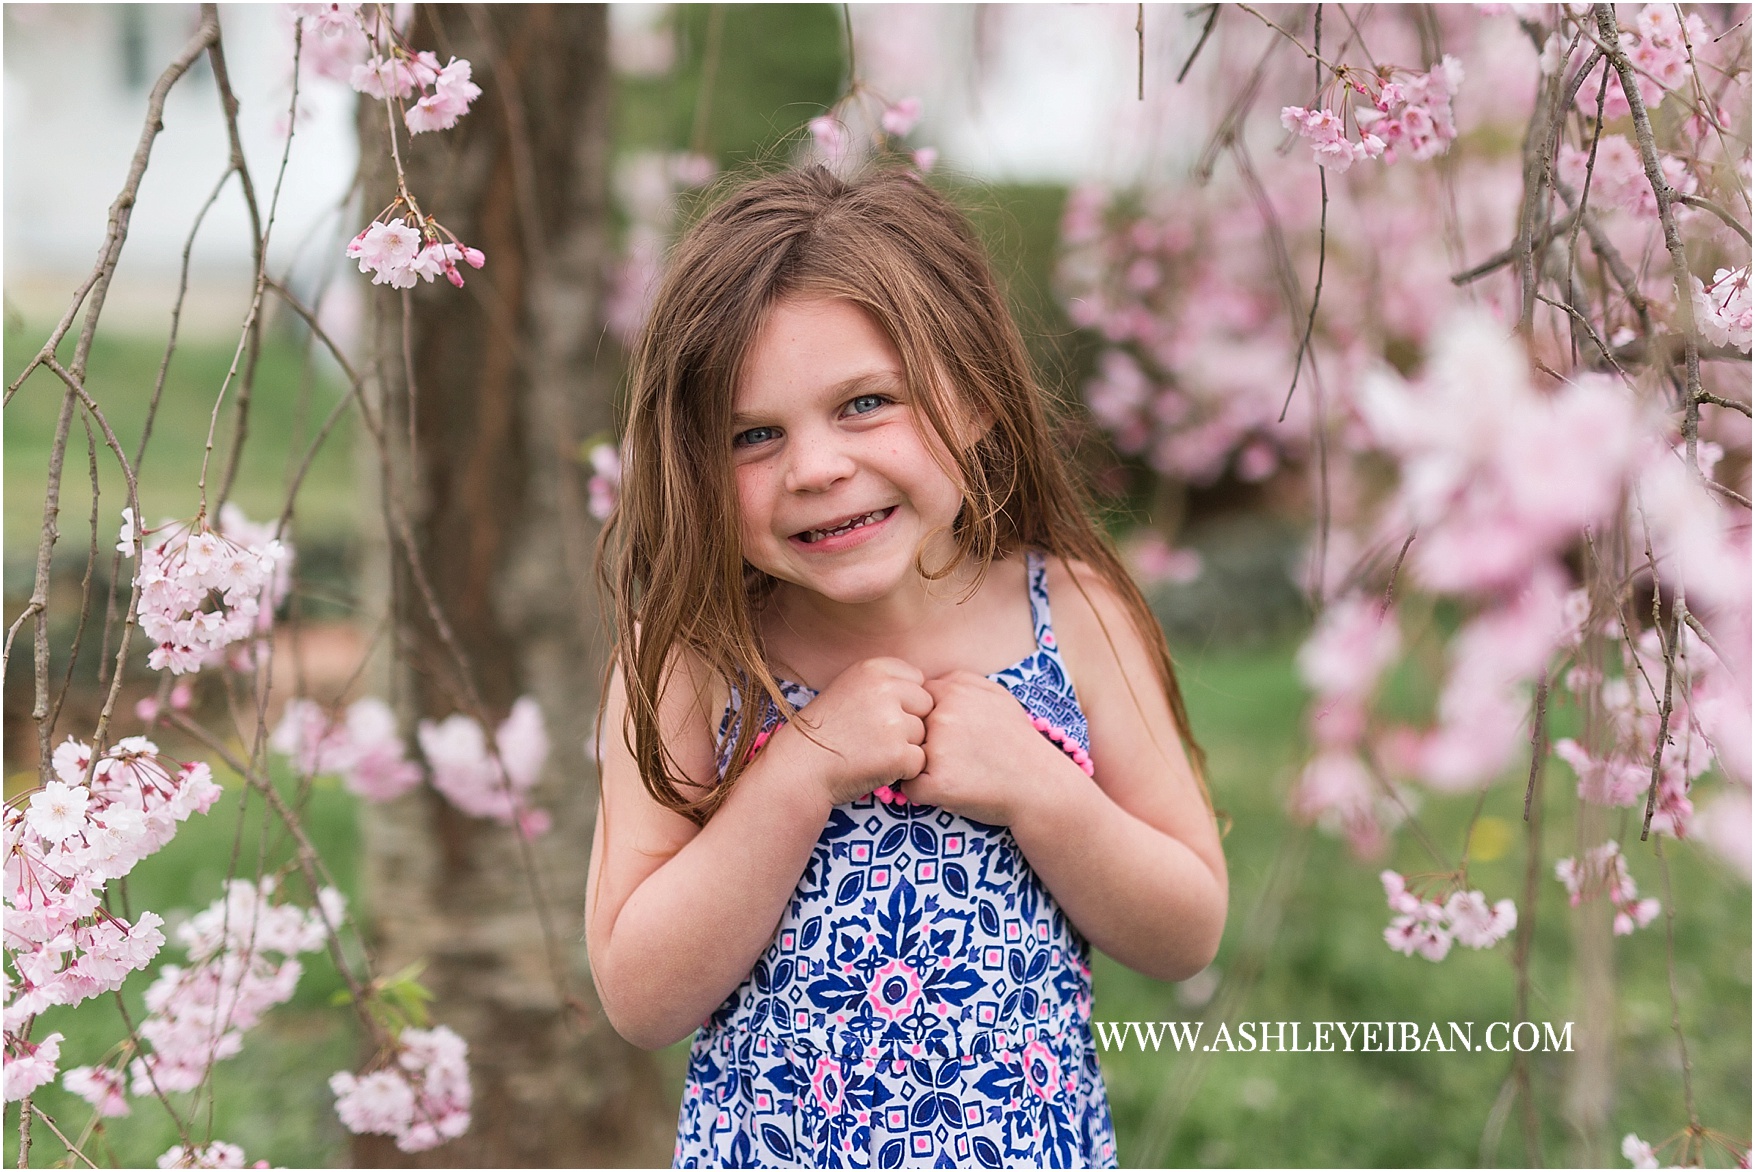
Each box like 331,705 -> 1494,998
1092,640 -> 1751,1168
3,318 -> 357,577
4,641 -> 1745,1169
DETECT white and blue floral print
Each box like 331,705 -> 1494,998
674,552 -> 1119,1169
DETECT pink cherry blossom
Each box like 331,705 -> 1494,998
331,1069 -> 417,1134
347,220 -> 425,288
406,241 -> 485,288
880,97 -> 922,137
1621,1133 -> 1659,1170
26,780 -> 90,844
1555,841 -> 1661,935
417,697 -> 552,832
1357,314 -> 1643,595
157,1142 -> 247,1169
1443,890 -> 1517,948
288,2 -> 362,37
1294,753 -> 1394,859
133,510 -> 291,675
3,1032 -> 62,1102
1384,913 -> 1452,962
62,1063 -> 131,1117
331,1024 -> 471,1152
1297,596 -> 1401,703
1694,266 -> 1752,354
351,54 -> 419,100
404,58 -> 481,134
122,880 -> 334,1097
1555,135 -> 1695,219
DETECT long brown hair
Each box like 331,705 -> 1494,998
599,165 -> 1206,825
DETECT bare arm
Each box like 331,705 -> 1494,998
1012,559 -> 1227,980
585,654 -> 930,1049
907,560 -> 1227,982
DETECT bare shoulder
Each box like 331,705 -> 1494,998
1041,555 -> 1215,852
1041,555 -> 1161,688
588,642 -> 723,940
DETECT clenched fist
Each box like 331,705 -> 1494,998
903,670 -> 1080,825
781,657 -> 934,806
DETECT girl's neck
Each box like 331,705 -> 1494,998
760,549 -> 1035,688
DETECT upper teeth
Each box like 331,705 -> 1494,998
803,510 -> 886,543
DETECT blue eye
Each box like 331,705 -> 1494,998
733,425 -> 780,448
846,394 -> 888,416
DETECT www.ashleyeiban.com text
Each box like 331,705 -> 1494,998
1092,1020 -> 1575,1053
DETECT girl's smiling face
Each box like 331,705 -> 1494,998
732,296 -> 967,608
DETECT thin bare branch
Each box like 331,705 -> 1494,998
3,10 -> 220,404
1235,3 -> 1342,73
26,1104 -> 99,1170
1674,191 -> 1753,244
1593,6 -> 1704,470
209,13 -> 269,508
1697,391 -> 1752,416
1177,4 -> 1220,84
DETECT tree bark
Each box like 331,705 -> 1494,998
354,6 -> 672,1165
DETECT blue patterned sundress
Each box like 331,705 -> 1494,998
674,550 -> 1119,1169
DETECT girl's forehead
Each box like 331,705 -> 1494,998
735,296 -> 907,406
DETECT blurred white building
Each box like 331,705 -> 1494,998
4,4 -> 1206,338
4,4 -> 359,338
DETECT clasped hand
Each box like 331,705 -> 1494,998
785,658 -> 1075,826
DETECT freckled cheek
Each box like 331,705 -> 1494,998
732,469 -> 774,554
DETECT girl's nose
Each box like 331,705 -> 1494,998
782,432 -> 856,494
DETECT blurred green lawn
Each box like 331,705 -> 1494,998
3,317 -> 357,580
5,24 -> 1747,1150
6,639 -> 1746,1168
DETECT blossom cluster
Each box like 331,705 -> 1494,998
809,94 -> 937,176
1380,871 -> 1516,962
330,1024 -> 472,1152
289,3 -> 482,135
156,1141 -> 253,1169
4,736 -> 224,1099
417,697 -> 552,838
1357,314 -> 1641,597
1555,841 -> 1660,935
1555,134 -> 1696,221
1280,56 -> 1463,173
346,219 -> 485,290
1291,595 -> 1405,858
1059,184 -> 1304,486
1553,629 -> 1715,837
1566,4 -> 1710,122
271,695 -> 554,836
606,152 -> 717,344
289,3 -> 491,290
1693,265 -> 1752,354
354,51 -> 481,134
126,505 -> 293,676
119,879 -> 338,1097
271,697 -> 423,802
585,441 -> 623,521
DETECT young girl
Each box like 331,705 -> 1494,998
587,166 -> 1227,1169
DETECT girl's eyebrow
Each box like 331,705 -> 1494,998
731,370 -> 906,425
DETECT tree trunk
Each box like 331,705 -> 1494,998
354,6 -> 672,1165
